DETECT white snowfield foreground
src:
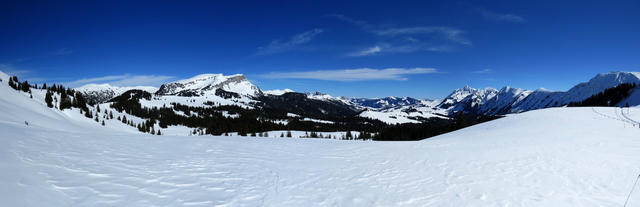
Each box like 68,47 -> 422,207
3,82 -> 640,206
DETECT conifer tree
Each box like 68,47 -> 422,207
59,91 -> 72,110
45,92 -> 53,108
157,130 -> 162,135
101,120 -> 105,126
280,132 -> 284,137
42,83 -> 47,89
21,80 -> 30,92
122,115 -> 127,123
286,131 -> 292,137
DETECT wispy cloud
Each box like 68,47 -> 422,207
330,14 -> 471,56
477,8 -> 524,23
373,27 -> 471,45
0,64 -> 31,77
262,67 -> 438,81
66,74 -> 175,87
326,14 -> 373,30
348,46 -> 382,57
257,28 -> 324,55
472,69 -> 493,74
51,48 -> 73,55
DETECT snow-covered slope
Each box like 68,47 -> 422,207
76,83 -> 158,103
156,73 -> 262,97
512,71 -> 640,112
4,72 -> 640,206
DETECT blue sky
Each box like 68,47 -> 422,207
1,0 -> 639,99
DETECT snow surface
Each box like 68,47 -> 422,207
4,70 -> 640,206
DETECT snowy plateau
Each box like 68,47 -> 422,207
2,70 -> 640,206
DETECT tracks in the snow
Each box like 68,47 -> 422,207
591,107 -> 640,127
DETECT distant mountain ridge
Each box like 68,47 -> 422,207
75,71 -> 640,124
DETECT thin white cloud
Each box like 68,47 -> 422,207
374,27 -> 471,45
330,14 -> 471,56
66,74 -> 175,88
0,64 -> 30,77
348,46 -> 382,57
327,14 -> 373,30
262,67 -> 438,81
257,28 -> 324,55
478,8 -> 524,23
473,69 -> 493,74
52,48 -> 73,55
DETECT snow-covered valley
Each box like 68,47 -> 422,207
3,72 -> 640,206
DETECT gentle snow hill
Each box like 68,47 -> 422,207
4,69 -> 640,206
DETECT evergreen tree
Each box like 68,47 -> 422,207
45,92 -> 53,108
101,120 -> 105,126
280,132 -> 284,137
59,91 -> 72,110
251,132 -> 256,137
21,80 -> 30,92
286,131 -> 292,137
346,131 -> 353,140
109,111 -> 114,119
42,83 -> 47,89
96,104 -> 101,113
122,115 -> 127,123
95,116 -> 99,122
157,130 -> 162,135
264,132 -> 269,137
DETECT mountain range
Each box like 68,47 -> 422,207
76,71 -> 640,124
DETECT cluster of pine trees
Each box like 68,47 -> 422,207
7,76 -> 31,93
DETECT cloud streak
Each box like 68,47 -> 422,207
66,74 -> 175,87
373,27 -> 471,45
262,67 -> 438,81
330,14 -> 471,56
51,48 -> 73,55
472,69 -> 493,74
257,28 -> 324,55
348,46 -> 382,57
477,8 -> 524,23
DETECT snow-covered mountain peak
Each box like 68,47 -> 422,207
560,71 -> 640,103
156,73 -> 262,97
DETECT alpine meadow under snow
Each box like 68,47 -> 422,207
3,69 -> 640,206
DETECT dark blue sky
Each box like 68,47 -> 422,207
1,0 -> 639,99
